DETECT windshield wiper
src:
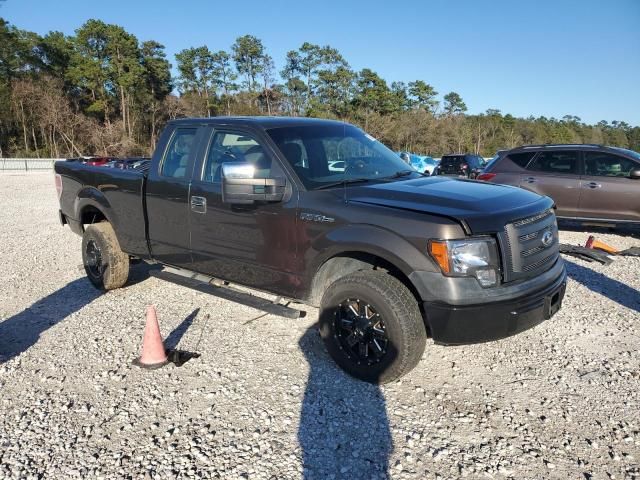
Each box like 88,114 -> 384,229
314,178 -> 373,190
383,169 -> 429,180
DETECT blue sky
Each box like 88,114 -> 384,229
2,0 -> 639,125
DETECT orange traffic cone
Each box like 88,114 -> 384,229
132,305 -> 169,369
584,235 -> 619,254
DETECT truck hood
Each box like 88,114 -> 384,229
345,176 -> 554,233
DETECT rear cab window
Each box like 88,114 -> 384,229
160,128 -> 197,179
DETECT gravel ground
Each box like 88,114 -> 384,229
1,172 -> 639,480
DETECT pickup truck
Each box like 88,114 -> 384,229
55,117 -> 567,383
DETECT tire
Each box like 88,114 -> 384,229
319,270 -> 427,384
81,222 -> 130,290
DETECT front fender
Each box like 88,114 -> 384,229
308,224 -> 439,279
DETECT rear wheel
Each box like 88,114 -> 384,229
81,222 -> 129,290
319,270 -> 427,384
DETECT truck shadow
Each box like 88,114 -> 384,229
0,263 -> 162,364
128,262 -> 163,286
564,259 -> 640,313
298,326 -> 392,480
0,278 -> 102,364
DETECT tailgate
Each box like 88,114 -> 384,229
439,156 -> 466,175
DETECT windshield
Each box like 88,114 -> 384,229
267,124 -> 419,189
610,146 -> 640,162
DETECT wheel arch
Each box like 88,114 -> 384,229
308,251 -> 424,318
74,186 -> 115,231
305,224 -> 437,308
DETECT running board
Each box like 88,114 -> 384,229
150,267 -> 305,319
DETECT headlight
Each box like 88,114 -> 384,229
428,238 -> 500,287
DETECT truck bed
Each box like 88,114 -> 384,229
55,160 -> 149,258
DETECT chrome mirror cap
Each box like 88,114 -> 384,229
221,162 -> 255,179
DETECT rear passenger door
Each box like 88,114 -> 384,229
519,150 -> 581,217
146,125 -> 206,266
578,151 -> 640,222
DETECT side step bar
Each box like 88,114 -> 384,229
151,267 -> 305,319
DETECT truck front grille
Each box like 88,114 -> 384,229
499,209 -> 559,282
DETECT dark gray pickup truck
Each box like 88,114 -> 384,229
55,117 -> 566,383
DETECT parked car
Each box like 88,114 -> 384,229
477,144 -> 640,225
419,156 -> 439,175
328,160 -> 345,172
55,117 -> 566,383
398,152 -> 437,175
434,154 -> 485,178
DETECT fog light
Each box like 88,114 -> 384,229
474,269 -> 497,287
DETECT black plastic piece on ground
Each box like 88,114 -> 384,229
619,247 -> 640,257
167,349 -> 201,367
559,244 -> 614,265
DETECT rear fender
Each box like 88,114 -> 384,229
74,186 -> 115,230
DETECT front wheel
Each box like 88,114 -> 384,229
319,270 -> 427,384
81,222 -> 129,290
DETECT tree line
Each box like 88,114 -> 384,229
0,17 -> 638,158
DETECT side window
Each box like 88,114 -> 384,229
528,151 -> 579,175
506,152 -> 536,168
161,128 -> 197,179
584,152 -> 638,177
280,138 -> 309,168
202,131 -> 272,182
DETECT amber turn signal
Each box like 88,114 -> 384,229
428,241 -> 450,274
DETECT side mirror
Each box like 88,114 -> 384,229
221,162 -> 286,204
630,168 -> 640,180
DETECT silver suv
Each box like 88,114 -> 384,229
478,144 -> 640,225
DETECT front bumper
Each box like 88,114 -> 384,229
424,264 -> 567,345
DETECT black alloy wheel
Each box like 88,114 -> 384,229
319,270 -> 427,384
81,222 -> 130,290
334,298 -> 389,366
85,239 -> 104,281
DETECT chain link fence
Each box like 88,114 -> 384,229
0,158 -> 62,172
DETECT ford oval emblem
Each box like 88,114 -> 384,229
541,230 -> 553,247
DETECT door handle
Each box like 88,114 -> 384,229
585,182 -> 601,189
525,177 -> 536,183
190,196 -> 207,213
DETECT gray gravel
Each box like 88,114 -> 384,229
1,172 -> 639,479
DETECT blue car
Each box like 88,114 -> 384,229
398,152 -> 438,175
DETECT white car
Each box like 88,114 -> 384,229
328,160 -> 346,172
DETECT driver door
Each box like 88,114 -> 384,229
188,127 -> 301,295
